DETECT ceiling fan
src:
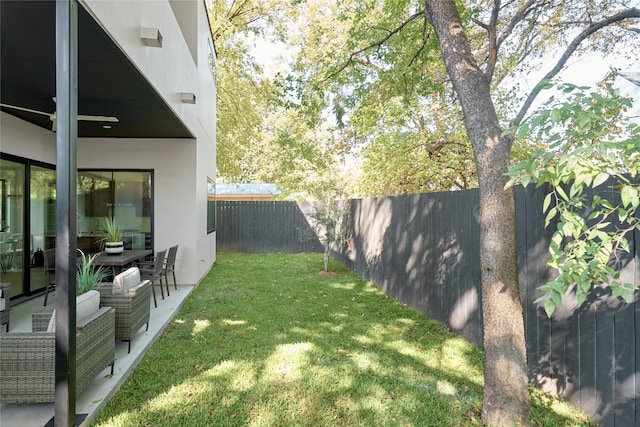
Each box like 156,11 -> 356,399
0,99 -> 119,131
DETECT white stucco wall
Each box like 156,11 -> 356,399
80,0 -> 218,284
78,137 -> 210,285
82,0 -> 210,134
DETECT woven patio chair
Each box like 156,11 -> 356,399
0,306 -> 115,404
0,283 -> 10,332
98,268 -> 152,353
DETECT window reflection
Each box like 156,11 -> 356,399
77,170 -> 153,253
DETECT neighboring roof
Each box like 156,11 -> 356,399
0,1 -> 192,138
216,183 -> 281,196
620,71 -> 640,87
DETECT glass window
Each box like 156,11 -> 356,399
207,177 -> 215,234
77,170 -> 153,253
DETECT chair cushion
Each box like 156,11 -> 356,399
113,267 -> 141,295
47,290 -> 101,332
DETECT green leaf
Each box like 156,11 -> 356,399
576,290 -> 587,306
620,185 -> 639,209
556,185 -> 569,201
545,206 -> 558,226
517,123 -> 529,140
543,193 -> 552,213
536,79 -> 554,91
611,283 -> 637,303
576,115 -> 591,129
550,289 -> 562,306
544,300 -> 556,317
593,172 -> 609,188
618,208 -> 628,223
618,238 -> 630,252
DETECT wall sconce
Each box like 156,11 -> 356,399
140,27 -> 163,47
181,92 -> 197,104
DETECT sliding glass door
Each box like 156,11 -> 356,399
0,158 -> 57,298
0,158 -> 26,299
29,165 -> 56,295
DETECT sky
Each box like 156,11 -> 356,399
251,38 -> 292,78
542,51 -> 640,116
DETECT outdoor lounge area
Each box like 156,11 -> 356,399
0,282 -> 193,426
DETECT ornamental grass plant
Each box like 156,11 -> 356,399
76,250 -> 108,296
94,253 -> 593,427
102,216 -> 123,243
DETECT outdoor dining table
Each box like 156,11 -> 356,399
92,249 -> 153,275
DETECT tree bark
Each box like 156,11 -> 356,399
424,1 -> 530,425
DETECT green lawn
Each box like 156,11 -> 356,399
94,253 -> 592,426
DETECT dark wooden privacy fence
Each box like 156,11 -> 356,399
216,188 -> 639,427
216,201 -> 324,253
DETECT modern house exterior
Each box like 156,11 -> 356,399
0,0 -> 217,303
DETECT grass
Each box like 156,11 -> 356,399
94,253 -> 593,426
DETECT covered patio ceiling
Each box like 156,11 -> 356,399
0,0 -> 193,139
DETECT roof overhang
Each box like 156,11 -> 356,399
0,0 -> 193,138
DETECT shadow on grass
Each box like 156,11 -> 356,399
94,253 -> 592,427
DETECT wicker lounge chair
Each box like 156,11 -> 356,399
0,306 -> 116,404
98,270 -> 152,353
0,283 -> 10,332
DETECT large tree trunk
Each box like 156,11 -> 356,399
424,1 -> 531,425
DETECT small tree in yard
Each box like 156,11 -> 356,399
272,114 -> 351,273
294,170 -> 350,273
506,78 -> 640,316
304,195 -> 350,272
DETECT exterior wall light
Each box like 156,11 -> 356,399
140,27 -> 163,47
180,92 -> 196,104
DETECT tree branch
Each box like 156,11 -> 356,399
324,11 -> 425,81
485,0 -> 501,81
409,18 -> 431,68
496,0 -> 543,51
474,0 -> 541,80
512,7 -> 640,127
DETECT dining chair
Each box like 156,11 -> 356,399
0,242 -> 11,273
162,245 -> 179,291
138,249 -> 166,308
42,248 -> 56,306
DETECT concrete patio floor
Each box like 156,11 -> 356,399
0,283 -> 194,427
